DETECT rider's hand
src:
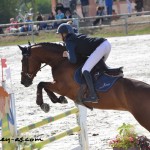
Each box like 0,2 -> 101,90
63,51 -> 68,57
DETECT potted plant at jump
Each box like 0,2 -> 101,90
109,123 -> 140,150
137,135 -> 150,150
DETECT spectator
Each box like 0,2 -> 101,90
105,0 -> 113,15
54,9 -> 65,28
93,6 -> 106,26
47,12 -> 55,29
36,13 -> 43,21
99,0 -> 106,7
70,0 -> 77,14
7,18 -> 18,33
0,27 -> 4,34
40,16 -> 48,30
67,20 -> 78,33
55,3 -> 64,13
20,16 -> 32,32
55,9 -> 65,20
48,12 -> 55,20
59,0 -> 70,12
135,0 -> 143,13
64,10 -> 72,19
36,13 -> 43,30
112,9 -> 119,20
80,0 -> 89,17
126,0 -> 133,15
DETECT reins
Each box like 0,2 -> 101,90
39,63 -> 48,71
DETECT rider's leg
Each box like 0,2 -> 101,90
82,70 -> 98,103
82,40 -> 111,103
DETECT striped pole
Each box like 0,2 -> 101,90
18,107 -> 78,134
22,126 -> 80,150
2,115 -> 16,150
0,86 -> 16,150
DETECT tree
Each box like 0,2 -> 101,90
35,0 -> 51,14
0,0 -> 51,23
143,0 -> 150,11
0,0 -> 19,23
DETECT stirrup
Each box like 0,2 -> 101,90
82,95 -> 99,103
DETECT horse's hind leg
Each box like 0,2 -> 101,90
132,110 -> 150,132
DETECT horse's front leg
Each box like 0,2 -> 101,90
36,82 -> 67,113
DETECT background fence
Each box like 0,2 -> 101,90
0,11 -> 150,43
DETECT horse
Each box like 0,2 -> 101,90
18,42 -> 150,132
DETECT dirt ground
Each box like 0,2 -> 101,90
0,34 -> 150,150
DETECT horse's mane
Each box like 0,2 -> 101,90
28,42 -> 85,65
31,42 -> 66,52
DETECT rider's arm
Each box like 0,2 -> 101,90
65,41 -> 77,64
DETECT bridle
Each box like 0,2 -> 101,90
21,53 -> 49,80
21,43 -> 49,81
21,44 -> 66,81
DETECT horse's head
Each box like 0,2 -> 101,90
19,45 -> 41,87
19,42 -> 66,87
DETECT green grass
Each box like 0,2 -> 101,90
0,25 -> 150,46
128,26 -> 150,35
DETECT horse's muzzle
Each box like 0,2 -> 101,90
21,80 -> 33,87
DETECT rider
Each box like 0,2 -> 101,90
56,23 -> 111,103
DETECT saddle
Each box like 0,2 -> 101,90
74,59 -> 123,106
92,59 -> 123,77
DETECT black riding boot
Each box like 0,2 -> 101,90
82,71 -> 98,103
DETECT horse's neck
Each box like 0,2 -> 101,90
35,47 -> 62,66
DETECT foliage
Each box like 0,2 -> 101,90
109,123 -> 138,149
0,0 -> 51,24
20,0 -> 51,15
36,0 -> 51,14
109,123 -> 150,150
137,135 -> 150,150
0,0 -> 19,23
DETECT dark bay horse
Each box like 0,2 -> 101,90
19,42 -> 150,132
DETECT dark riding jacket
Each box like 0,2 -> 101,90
64,33 -> 106,64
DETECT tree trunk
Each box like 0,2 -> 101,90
143,0 -> 150,11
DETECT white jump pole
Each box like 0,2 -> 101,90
76,104 -> 89,150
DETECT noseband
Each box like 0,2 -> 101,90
21,46 -> 38,81
21,55 -> 34,79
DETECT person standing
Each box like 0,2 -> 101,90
105,0 -> 113,15
126,0 -> 133,14
36,13 -> 43,30
80,0 -> 89,17
99,0 -> 106,7
135,0 -> 143,13
70,0 -> 77,14
93,6 -> 106,26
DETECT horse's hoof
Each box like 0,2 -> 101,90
59,96 -> 68,104
40,103 -> 50,113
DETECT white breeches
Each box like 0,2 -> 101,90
82,40 -> 111,73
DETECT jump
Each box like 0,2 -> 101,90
19,42 -> 150,132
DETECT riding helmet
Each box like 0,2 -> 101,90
56,23 -> 74,34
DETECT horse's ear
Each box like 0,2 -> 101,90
18,45 -> 27,55
28,41 -> 31,46
18,45 -> 23,51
